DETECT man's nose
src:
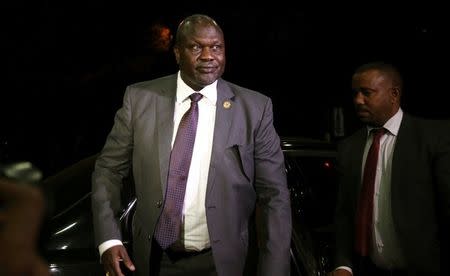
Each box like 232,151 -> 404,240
199,47 -> 213,60
353,92 -> 364,105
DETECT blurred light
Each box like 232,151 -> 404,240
54,222 -> 77,235
323,161 -> 332,168
49,266 -> 60,275
49,263 -> 60,274
1,161 -> 43,183
150,23 -> 172,52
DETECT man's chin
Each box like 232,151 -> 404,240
198,74 -> 219,85
357,115 -> 372,124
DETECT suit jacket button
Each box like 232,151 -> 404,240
156,200 -> 163,208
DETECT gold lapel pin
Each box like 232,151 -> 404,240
223,100 -> 231,109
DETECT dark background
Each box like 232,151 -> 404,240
2,2 -> 450,177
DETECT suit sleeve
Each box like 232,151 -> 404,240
91,87 -> 134,246
254,98 -> 292,276
434,120 -> 450,272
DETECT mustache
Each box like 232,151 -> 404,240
355,106 -> 370,113
197,61 -> 217,67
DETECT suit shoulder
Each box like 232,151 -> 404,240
221,79 -> 270,102
403,113 -> 450,134
338,128 -> 365,148
126,74 -> 176,95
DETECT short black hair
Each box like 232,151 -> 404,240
354,61 -> 403,91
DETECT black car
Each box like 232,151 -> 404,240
37,137 -> 338,276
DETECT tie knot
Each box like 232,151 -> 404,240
189,93 -> 203,103
371,128 -> 386,140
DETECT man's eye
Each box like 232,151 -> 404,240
352,89 -> 372,97
361,90 -> 372,96
191,45 -> 201,52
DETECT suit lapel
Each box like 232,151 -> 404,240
390,114 -> 411,204
157,76 -> 177,197
206,79 -> 234,198
353,129 -> 369,198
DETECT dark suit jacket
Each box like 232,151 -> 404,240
91,74 -> 292,276
334,113 -> 450,275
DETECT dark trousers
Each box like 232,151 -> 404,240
150,239 -> 217,276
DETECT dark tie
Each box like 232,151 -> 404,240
154,93 -> 203,250
355,128 -> 386,256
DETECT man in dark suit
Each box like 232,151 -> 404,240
331,62 -> 450,276
91,14 -> 291,276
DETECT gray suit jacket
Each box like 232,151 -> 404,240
334,113 -> 450,275
92,74 -> 292,276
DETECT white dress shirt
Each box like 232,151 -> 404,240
364,108 -> 406,269
173,72 -> 216,250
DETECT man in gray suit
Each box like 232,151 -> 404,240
91,14 -> 292,276
330,62 -> 450,276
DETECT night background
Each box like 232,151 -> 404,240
2,2 -> 450,178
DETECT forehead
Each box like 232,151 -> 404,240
353,69 -> 388,87
181,23 -> 223,43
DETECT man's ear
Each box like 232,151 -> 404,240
391,87 -> 400,103
392,87 -> 400,96
391,86 -> 400,100
173,47 -> 180,65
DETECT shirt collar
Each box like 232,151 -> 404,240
176,71 -> 217,105
366,108 -> 403,136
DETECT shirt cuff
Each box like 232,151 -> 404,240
335,266 -> 353,274
98,239 -> 123,259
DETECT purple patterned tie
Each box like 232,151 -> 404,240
154,93 -> 203,249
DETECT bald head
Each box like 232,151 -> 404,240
175,14 -> 224,47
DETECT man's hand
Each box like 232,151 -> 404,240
101,245 -> 135,276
